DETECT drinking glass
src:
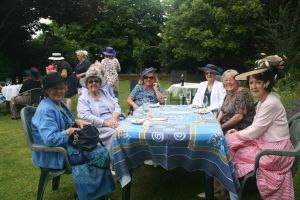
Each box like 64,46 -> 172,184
185,90 -> 192,105
163,94 -> 168,105
142,98 -> 150,116
178,89 -> 184,105
16,77 -> 19,84
203,95 -> 208,108
5,78 -> 11,86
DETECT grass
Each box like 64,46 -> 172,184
0,79 -> 299,200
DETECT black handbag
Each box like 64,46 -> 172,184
69,125 -> 101,151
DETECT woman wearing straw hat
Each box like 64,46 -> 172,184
99,47 -> 121,97
225,55 -> 294,200
77,64 -> 121,155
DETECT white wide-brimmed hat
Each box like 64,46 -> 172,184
80,66 -> 106,88
235,55 -> 285,80
48,53 -> 65,61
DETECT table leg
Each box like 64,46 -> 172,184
122,169 -> 133,200
205,174 -> 214,200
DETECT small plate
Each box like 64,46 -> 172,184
198,108 -> 210,114
131,118 -> 145,124
149,103 -> 160,108
149,117 -> 167,121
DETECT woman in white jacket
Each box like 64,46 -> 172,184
192,64 -> 226,114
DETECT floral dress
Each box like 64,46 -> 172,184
130,84 -> 165,106
100,58 -> 121,92
220,88 -> 255,131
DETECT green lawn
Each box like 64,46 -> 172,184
0,80 -> 299,200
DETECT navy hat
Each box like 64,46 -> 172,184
141,67 -> 157,78
198,64 -> 223,75
102,47 -> 116,56
42,72 -> 65,90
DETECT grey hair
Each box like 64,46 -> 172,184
76,50 -> 88,58
222,69 -> 240,85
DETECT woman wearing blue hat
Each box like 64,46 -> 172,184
100,47 -> 121,97
127,67 -> 165,110
192,64 -> 226,114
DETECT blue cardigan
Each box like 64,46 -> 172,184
31,97 -> 73,169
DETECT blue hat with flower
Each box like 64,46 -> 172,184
141,67 -> 157,79
198,64 -> 223,75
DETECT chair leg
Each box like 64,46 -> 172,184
122,169 -> 133,200
52,175 -> 61,191
37,169 -> 51,200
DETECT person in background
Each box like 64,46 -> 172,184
192,64 -> 226,114
48,53 -> 77,110
31,72 -> 114,199
77,65 -> 121,155
99,47 -> 121,97
10,67 -> 41,119
45,64 -> 56,74
127,67 -> 165,110
74,50 -> 90,94
225,55 -> 294,200
217,69 -> 255,132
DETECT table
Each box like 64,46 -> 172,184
167,82 -> 200,97
112,105 -> 240,199
2,84 -> 22,101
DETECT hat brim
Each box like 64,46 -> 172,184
103,52 -> 116,56
197,67 -> 220,75
48,56 -> 64,61
235,68 -> 267,80
80,75 -> 106,88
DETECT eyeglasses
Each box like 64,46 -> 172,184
205,71 -> 215,75
143,76 -> 154,80
88,79 -> 100,84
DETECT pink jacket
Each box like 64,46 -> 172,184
239,93 -> 290,142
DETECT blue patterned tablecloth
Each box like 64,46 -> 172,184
112,105 -> 239,194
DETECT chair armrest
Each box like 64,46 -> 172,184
31,144 -> 72,172
254,144 -> 300,173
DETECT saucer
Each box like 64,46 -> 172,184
198,108 -> 210,114
149,103 -> 160,108
131,118 -> 145,124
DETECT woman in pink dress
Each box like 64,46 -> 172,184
225,55 -> 295,200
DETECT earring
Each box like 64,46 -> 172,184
264,81 -> 270,88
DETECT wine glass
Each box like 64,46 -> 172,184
203,95 -> 208,108
163,94 -> 168,105
16,77 -> 19,84
185,90 -> 192,105
178,89 -> 184,105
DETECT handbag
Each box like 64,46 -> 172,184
69,125 -> 100,151
68,125 -> 110,168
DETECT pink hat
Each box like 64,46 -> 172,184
46,64 -> 55,71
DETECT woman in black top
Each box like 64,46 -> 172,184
10,67 -> 41,119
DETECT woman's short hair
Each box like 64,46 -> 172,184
222,69 -> 239,80
76,50 -> 88,58
247,72 -> 274,92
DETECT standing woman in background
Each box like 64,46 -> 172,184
100,47 -> 121,97
75,50 -> 90,94
48,53 -> 78,110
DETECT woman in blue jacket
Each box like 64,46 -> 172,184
31,72 -> 114,200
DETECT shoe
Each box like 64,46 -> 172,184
197,191 -> 229,200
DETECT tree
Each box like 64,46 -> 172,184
160,0 -> 263,72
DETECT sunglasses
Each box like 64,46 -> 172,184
88,79 -> 100,84
143,76 -> 154,80
205,71 -> 215,75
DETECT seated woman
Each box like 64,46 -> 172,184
216,69 -> 255,132
77,65 -> 121,155
127,67 -> 165,110
31,72 -> 114,199
192,64 -> 226,114
225,55 -> 295,199
10,67 -> 41,119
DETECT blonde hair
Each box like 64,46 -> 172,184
76,50 -> 88,58
138,72 -> 160,85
